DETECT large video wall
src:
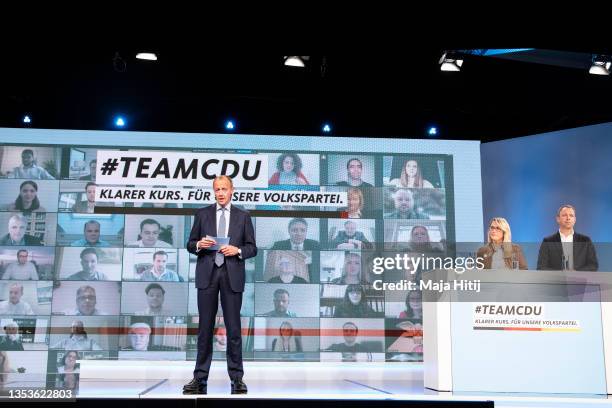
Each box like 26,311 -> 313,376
0,129 -> 483,389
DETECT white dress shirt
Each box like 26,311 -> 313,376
0,300 -> 34,315
196,203 -> 239,256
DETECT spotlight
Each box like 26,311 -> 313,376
22,115 -> 31,124
427,126 -> 438,136
439,51 -> 464,72
322,123 -> 331,133
136,52 -> 158,61
589,55 -> 611,76
225,120 -> 235,131
284,56 -> 309,67
114,116 -> 126,128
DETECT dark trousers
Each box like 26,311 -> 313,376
194,263 -> 244,382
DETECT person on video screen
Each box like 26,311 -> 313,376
0,214 -> 42,246
69,285 -> 106,316
336,158 -> 373,188
264,288 -> 297,317
331,252 -> 363,284
333,284 -> 376,318
126,322 -> 151,351
139,251 -> 180,281
385,189 -> 429,219
0,283 -> 34,315
326,322 -> 366,352
72,182 -> 98,214
389,159 -> 433,188
9,149 -> 55,180
136,283 -> 172,315
271,218 -> 320,251
0,320 -> 24,350
268,153 -> 309,185
66,248 -> 109,281
331,220 -> 371,250
271,321 -> 302,352
2,249 -> 39,280
51,319 -> 102,350
70,220 -> 111,247
79,160 -> 97,181
266,254 -> 308,284
1,180 -> 46,214
127,219 -> 172,248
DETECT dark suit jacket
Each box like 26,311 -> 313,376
271,239 -> 320,251
187,204 -> 257,292
537,232 -> 598,271
0,234 -> 42,246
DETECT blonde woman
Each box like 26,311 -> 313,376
477,218 -> 528,270
390,159 -> 434,188
331,252 -> 362,284
346,188 -> 364,219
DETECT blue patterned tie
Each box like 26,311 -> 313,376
215,207 -> 226,267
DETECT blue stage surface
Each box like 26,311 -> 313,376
29,361 -> 612,407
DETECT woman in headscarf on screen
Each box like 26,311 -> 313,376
476,217 -> 528,270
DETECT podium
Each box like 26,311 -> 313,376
423,269 -> 612,394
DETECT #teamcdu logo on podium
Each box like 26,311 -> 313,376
95,150 -> 269,188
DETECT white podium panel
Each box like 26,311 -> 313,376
423,269 -> 612,394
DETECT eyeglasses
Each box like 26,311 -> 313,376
77,295 -> 96,301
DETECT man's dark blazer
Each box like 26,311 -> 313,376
0,234 -> 42,246
271,238 -> 320,251
187,204 -> 257,292
536,231 -> 598,271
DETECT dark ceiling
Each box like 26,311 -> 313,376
1,47 -> 611,143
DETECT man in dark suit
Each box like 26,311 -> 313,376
537,205 -> 598,271
271,218 -> 320,250
183,176 -> 257,395
0,214 -> 42,246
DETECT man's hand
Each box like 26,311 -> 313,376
197,237 -> 216,250
348,239 -> 362,249
219,245 -> 240,256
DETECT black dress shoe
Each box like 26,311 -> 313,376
182,385 -> 207,395
183,377 -> 207,393
230,379 -> 248,394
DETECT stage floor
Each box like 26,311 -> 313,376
69,361 -> 612,408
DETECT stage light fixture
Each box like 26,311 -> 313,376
589,55 -> 611,76
136,52 -> 158,61
439,51 -> 463,72
284,56 -> 308,67
428,126 -> 438,136
322,123 -> 331,133
114,116 -> 126,128
225,120 -> 235,131
22,115 -> 31,124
